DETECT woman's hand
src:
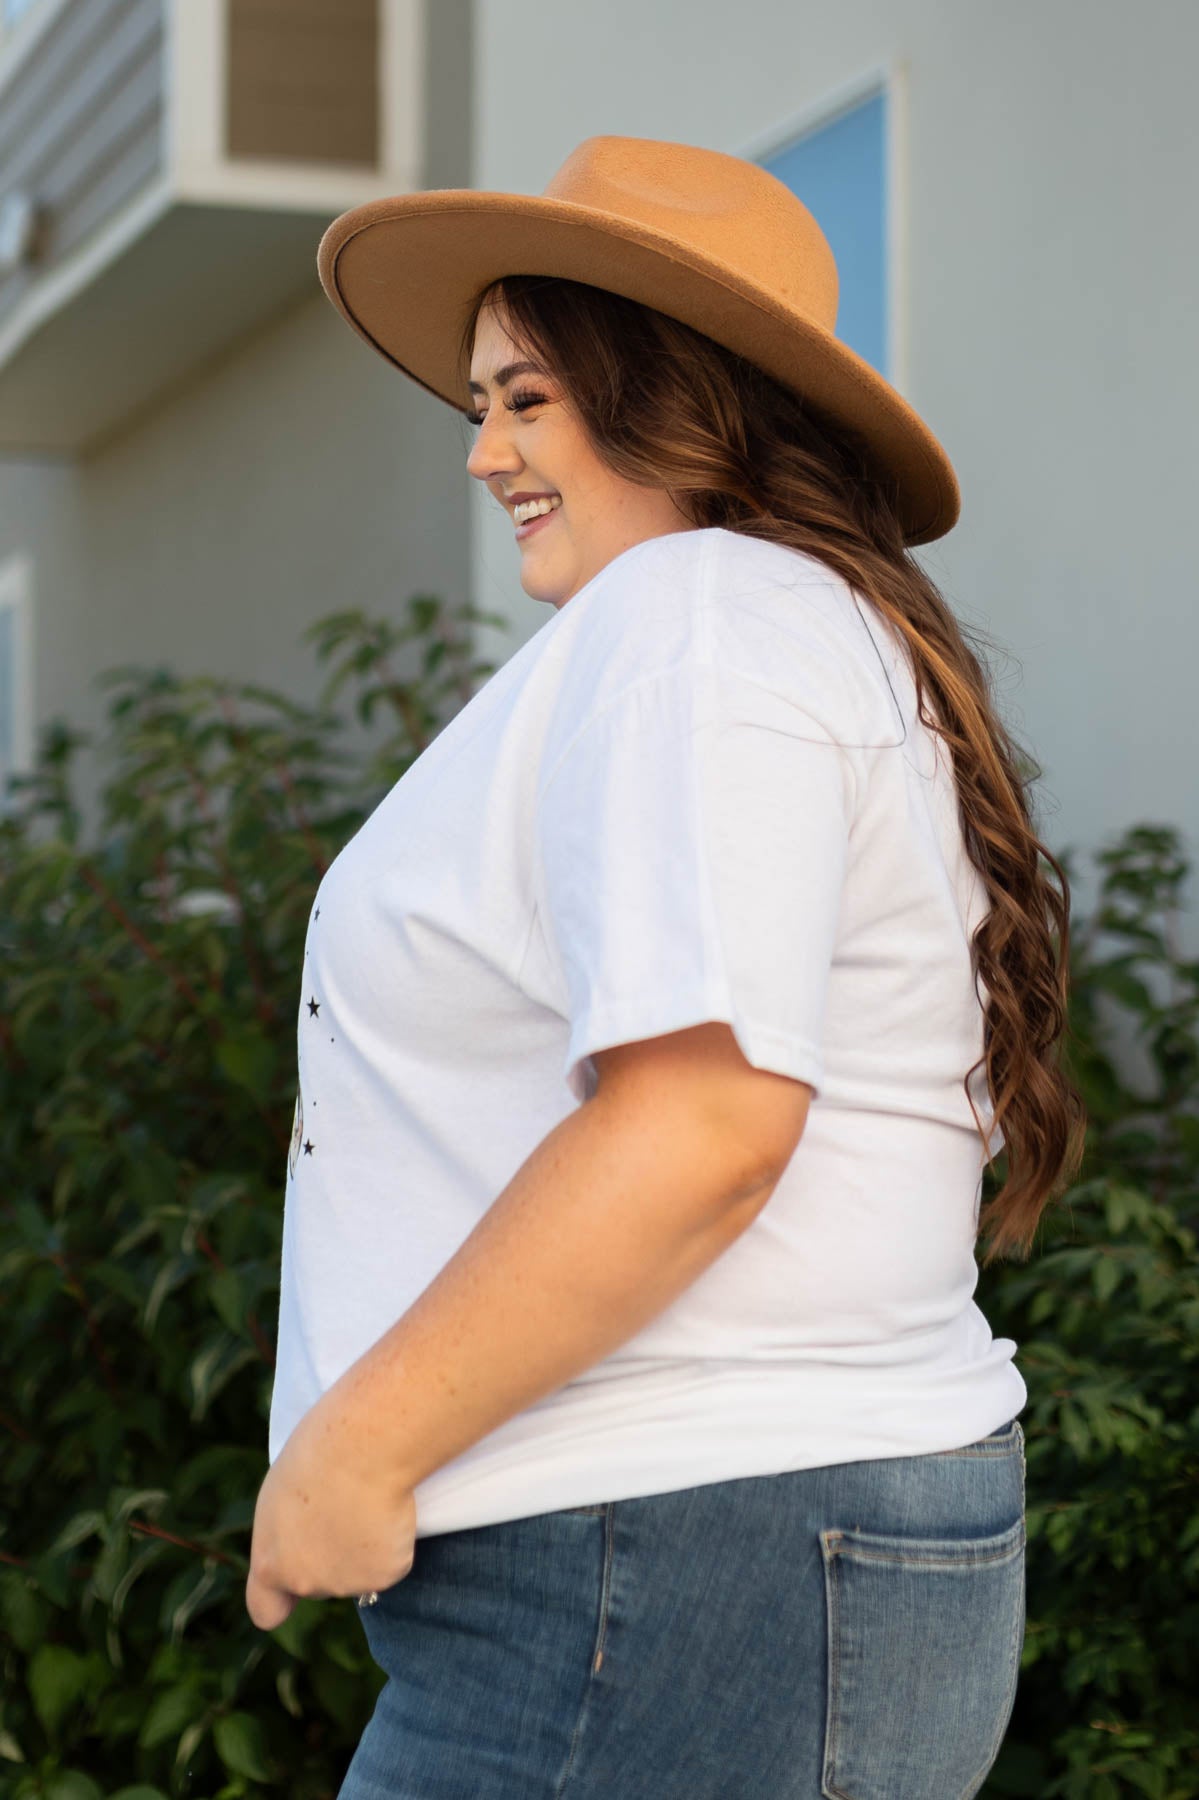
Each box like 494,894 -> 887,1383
245,1385 -> 418,1631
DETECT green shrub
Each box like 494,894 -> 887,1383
0,595 -> 512,1798
0,601 -> 1194,1798
979,824 -> 1199,1800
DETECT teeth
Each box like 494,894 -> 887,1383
513,495 -> 561,525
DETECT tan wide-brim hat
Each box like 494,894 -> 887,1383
316,134 -> 960,546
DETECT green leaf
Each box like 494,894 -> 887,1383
173,1717 -> 209,1775
43,1775 -> 104,1800
1092,1255 -> 1122,1302
208,1265 -> 247,1336
28,1643 -> 89,1743
213,1710 -> 274,1780
144,1254 -> 195,1334
25,1552 -> 77,1611
166,1560 -> 223,1644
90,1529 -> 131,1606
0,1572 -> 49,1653
1121,1762 -> 1167,1799
189,1334 -> 260,1421
267,1593 -> 322,1657
138,1680 -> 207,1750
1092,963 -> 1158,1011
275,1664 -> 303,1719
112,1488 -> 171,1531
111,1543 -> 166,1620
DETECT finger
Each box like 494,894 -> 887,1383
245,1571 -> 296,1632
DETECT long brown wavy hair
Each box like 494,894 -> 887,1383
459,274 -> 1088,1265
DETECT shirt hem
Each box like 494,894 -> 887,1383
407,1353 -> 1029,1537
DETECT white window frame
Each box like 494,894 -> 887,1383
0,552 -> 34,807
735,59 -> 908,398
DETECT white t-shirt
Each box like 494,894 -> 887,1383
267,525 -> 1026,1537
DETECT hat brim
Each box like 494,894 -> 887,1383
317,190 -> 960,546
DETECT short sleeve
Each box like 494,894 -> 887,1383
533,663 -> 857,1106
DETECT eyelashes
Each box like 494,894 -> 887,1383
465,390 -> 550,428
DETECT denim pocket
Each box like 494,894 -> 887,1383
819,1512 -> 1025,1799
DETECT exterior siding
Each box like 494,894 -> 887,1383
226,0 -> 378,168
0,0 -> 467,827
0,0 -> 164,328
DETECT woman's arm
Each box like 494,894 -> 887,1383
245,1020 -> 810,1624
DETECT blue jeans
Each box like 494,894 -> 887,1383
339,1418 -> 1026,1799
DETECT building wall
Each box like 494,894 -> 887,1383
0,0 -> 165,331
0,0 -> 474,804
471,0 -> 1198,931
73,287 -> 468,708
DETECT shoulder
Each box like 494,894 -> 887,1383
544,529 -> 717,722
558,524 -> 829,656
568,526 -> 719,625
549,526 -> 903,754
703,529 -> 908,751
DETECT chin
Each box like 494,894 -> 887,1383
519,556 -> 574,608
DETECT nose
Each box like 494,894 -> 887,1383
466,406 -> 521,484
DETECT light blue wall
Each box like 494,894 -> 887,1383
760,91 -> 887,377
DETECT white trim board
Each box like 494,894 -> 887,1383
0,551 -> 34,792
734,58 -> 909,400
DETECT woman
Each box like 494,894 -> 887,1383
247,137 -> 1086,1797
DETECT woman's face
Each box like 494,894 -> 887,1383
465,301 -> 695,610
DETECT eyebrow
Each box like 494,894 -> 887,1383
466,360 -> 546,396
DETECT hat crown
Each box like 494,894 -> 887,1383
541,135 -> 839,334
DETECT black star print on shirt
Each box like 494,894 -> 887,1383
303,1140 -> 314,1156
308,997 -> 320,1017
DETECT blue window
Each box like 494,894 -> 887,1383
759,89 -> 888,378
